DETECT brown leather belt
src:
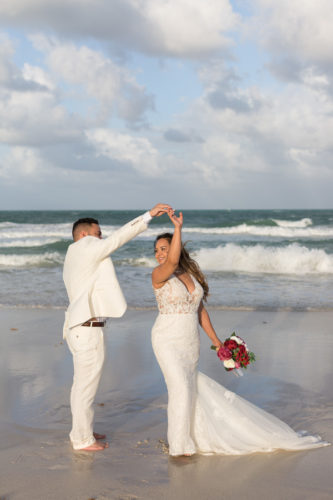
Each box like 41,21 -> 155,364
82,321 -> 105,327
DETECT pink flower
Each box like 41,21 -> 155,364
217,345 -> 232,361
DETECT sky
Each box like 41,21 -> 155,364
0,0 -> 332,210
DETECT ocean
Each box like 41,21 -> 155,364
1,209 -> 333,311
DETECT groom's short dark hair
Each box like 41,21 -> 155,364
72,217 -> 99,238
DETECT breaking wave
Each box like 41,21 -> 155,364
194,243 -> 333,274
272,218 -> 312,228
0,220 -> 332,248
0,252 -> 63,268
143,224 -> 333,239
123,244 -> 333,275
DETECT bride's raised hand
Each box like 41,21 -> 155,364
168,210 -> 183,229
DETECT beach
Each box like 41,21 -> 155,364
0,307 -> 332,500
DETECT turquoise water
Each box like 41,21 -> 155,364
1,209 -> 333,310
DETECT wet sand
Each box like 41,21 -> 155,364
0,308 -> 332,500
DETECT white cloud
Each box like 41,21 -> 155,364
0,35 -> 86,146
0,32 -> 155,152
0,33 -> 43,91
161,60 -> 333,189
30,35 -> 153,123
22,63 -> 55,91
0,0 -> 238,58
252,0 -> 333,64
248,0 -> 333,90
0,1 -> 333,208
0,146 -> 50,179
142,0 -> 237,57
0,86 -> 83,146
86,128 -> 161,176
0,34 -> 16,85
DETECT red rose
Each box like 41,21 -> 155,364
224,339 -> 238,351
238,344 -> 246,355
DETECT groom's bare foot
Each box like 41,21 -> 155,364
93,432 -> 106,440
78,441 -> 109,452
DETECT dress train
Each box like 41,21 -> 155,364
191,372 -> 328,455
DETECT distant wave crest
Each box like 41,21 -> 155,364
272,217 -> 312,228
0,252 -> 63,268
0,238 -> 61,248
0,220 -> 332,246
144,223 -> 332,239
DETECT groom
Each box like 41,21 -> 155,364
63,203 -> 172,451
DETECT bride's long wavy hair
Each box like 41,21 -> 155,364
154,232 -> 209,301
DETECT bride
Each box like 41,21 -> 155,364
151,210 -> 329,457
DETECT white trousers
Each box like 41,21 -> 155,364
66,325 -> 105,450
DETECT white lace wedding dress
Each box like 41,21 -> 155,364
152,276 -> 329,456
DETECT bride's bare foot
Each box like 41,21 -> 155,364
93,432 -> 106,440
78,441 -> 109,452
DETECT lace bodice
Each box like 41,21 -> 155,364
154,276 -> 203,314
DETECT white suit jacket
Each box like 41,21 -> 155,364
63,215 -> 147,337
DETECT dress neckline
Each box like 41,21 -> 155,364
173,275 -> 196,295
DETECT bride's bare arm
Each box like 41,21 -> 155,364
198,301 -> 223,348
152,211 -> 183,288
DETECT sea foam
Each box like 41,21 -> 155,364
0,252 -> 63,267
1,220 -> 332,244
194,243 -> 333,274
118,243 -> 333,275
272,217 -> 312,228
0,238 -> 61,248
143,224 -> 333,239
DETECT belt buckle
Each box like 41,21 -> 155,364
82,320 -> 105,327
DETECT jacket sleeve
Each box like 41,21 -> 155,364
87,215 -> 148,262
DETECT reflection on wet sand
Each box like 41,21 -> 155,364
0,308 -> 332,499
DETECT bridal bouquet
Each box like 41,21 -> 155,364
211,332 -> 255,374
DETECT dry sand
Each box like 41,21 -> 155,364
0,307 -> 332,500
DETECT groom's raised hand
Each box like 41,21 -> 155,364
149,203 -> 174,218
